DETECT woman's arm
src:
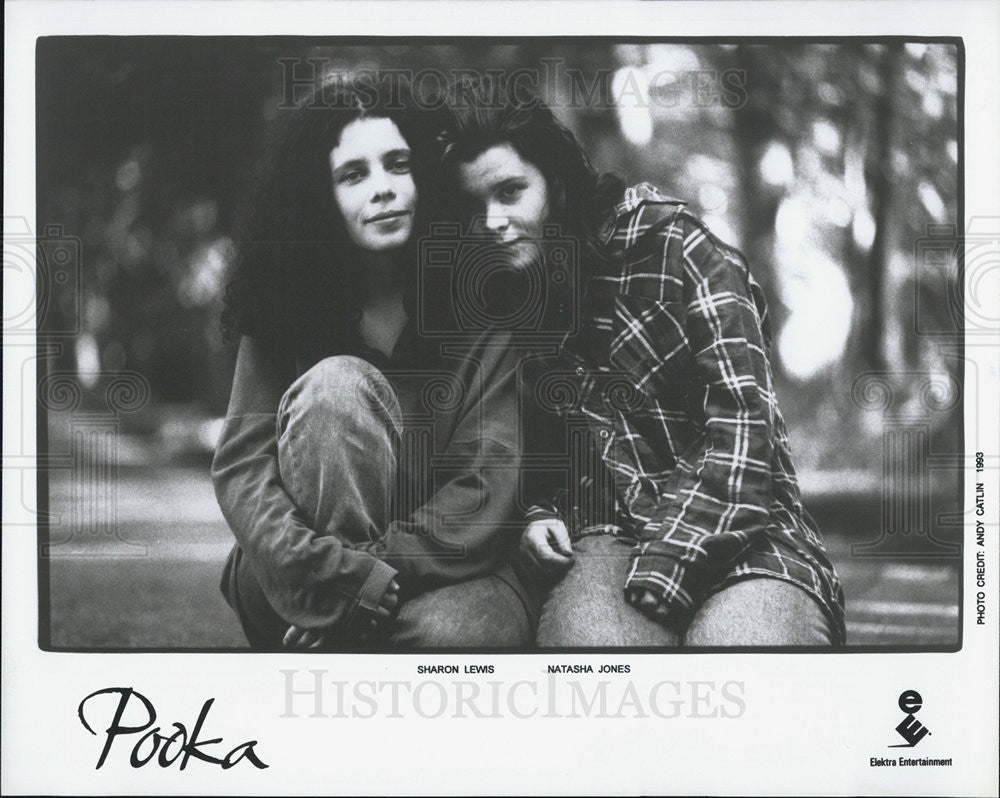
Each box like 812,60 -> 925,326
362,332 -> 527,595
622,214 -> 775,628
212,336 -> 398,631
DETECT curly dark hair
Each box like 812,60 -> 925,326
437,74 -> 624,251
222,74 -> 443,354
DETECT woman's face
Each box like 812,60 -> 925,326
456,142 -> 551,271
329,116 -> 418,252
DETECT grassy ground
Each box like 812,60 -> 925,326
43,466 -> 960,649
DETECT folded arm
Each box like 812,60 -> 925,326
363,335 -> 526,594
623,216 -> 775,627
212,337 -> 397,632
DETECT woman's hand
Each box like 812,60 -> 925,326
374,579 -> 401,627
282,579 -> 401,649
626,587 -> 670,619
281,625 -> 329,649
519,519 -> 574,577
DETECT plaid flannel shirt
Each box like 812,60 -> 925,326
529,184 -> 845,643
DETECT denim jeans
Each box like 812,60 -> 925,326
535,533 -> 834,647
229,355 -> 531,649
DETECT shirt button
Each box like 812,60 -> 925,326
575,366 -> 585,376
599,429 -> 609,439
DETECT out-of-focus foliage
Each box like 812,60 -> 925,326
37,40 -> 960,475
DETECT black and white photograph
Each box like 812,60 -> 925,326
3,2 -> 998,796
33,37 -> 965,652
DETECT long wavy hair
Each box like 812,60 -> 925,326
222,74 -> 442,356
437,75 -> 624,258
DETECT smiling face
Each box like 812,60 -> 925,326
456,143 -> 551,270
329,116 -> 417,252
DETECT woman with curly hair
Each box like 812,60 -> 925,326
213,75 -> 534,650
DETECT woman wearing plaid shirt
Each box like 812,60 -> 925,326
441,76 -> 845,647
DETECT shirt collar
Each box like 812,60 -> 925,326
598,183 -> 687,245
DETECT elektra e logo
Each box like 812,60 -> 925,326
889,689 -> 931,748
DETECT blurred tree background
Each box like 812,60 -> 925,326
37,39 -> 965,648
37,38 -> 960,489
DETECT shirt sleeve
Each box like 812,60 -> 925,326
623,213 -> 775,626
520,351 -> 569,526
361,333 -> 524,594
211,337 -> 397,631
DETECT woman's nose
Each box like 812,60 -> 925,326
369,168 -> 395,201
484,203 -> 509,234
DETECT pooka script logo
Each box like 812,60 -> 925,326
889,689 -> 931,748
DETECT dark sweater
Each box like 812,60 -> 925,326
212,323 -> 532,631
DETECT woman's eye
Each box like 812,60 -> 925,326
388,158 -> 411,173
498,183 -> 523,201
339,169 -> 364,185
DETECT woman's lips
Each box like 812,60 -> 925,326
366,209 -> 409,223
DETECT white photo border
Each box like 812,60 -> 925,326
4,2 -> 998,796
